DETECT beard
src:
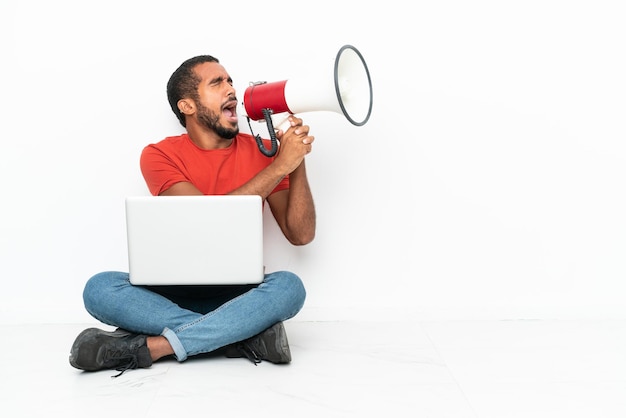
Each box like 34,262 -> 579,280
196,102 -> 239,139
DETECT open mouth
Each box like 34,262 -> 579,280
223,100 -> 238,122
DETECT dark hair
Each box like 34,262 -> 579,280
167,55 -> 220,127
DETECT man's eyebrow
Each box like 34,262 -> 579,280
208,75 -> 233,84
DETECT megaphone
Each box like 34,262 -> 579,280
241,44 -> 373,156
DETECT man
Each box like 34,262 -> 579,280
69,55 -> 316,376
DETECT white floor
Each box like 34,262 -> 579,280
2,319 -> 625,417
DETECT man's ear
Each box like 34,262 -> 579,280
178,99 -> 195,116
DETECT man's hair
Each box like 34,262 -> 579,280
167,55 -> 220,127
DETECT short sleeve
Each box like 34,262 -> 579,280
140,144 -> 189,196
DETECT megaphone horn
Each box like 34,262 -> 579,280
242,45 -> 373,156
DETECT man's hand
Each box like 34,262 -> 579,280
273,116 -> 314,176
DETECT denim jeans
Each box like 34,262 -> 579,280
82,270 -> 306,361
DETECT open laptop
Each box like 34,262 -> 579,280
125,195 -> 265,286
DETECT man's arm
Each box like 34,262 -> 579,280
266,160 -> 316,246
159,161 -> 316,246
159,182 -> 203,196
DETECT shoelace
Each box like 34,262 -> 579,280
104,351 -> 140,378
234,342 -> 262,366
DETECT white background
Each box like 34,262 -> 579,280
1,0 -> 624,323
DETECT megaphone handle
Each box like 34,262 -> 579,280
253,109 -> 278,157
272,114 -> 292,134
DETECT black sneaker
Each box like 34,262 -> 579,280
225,322 -> 291,365
69,328 -> 152,377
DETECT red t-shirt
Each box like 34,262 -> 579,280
140,132 -> 289,196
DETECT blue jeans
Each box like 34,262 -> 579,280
82,271 -> 306,361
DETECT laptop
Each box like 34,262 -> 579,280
125,195 -> 265,286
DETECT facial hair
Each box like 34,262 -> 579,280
196,101 -> 239,139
